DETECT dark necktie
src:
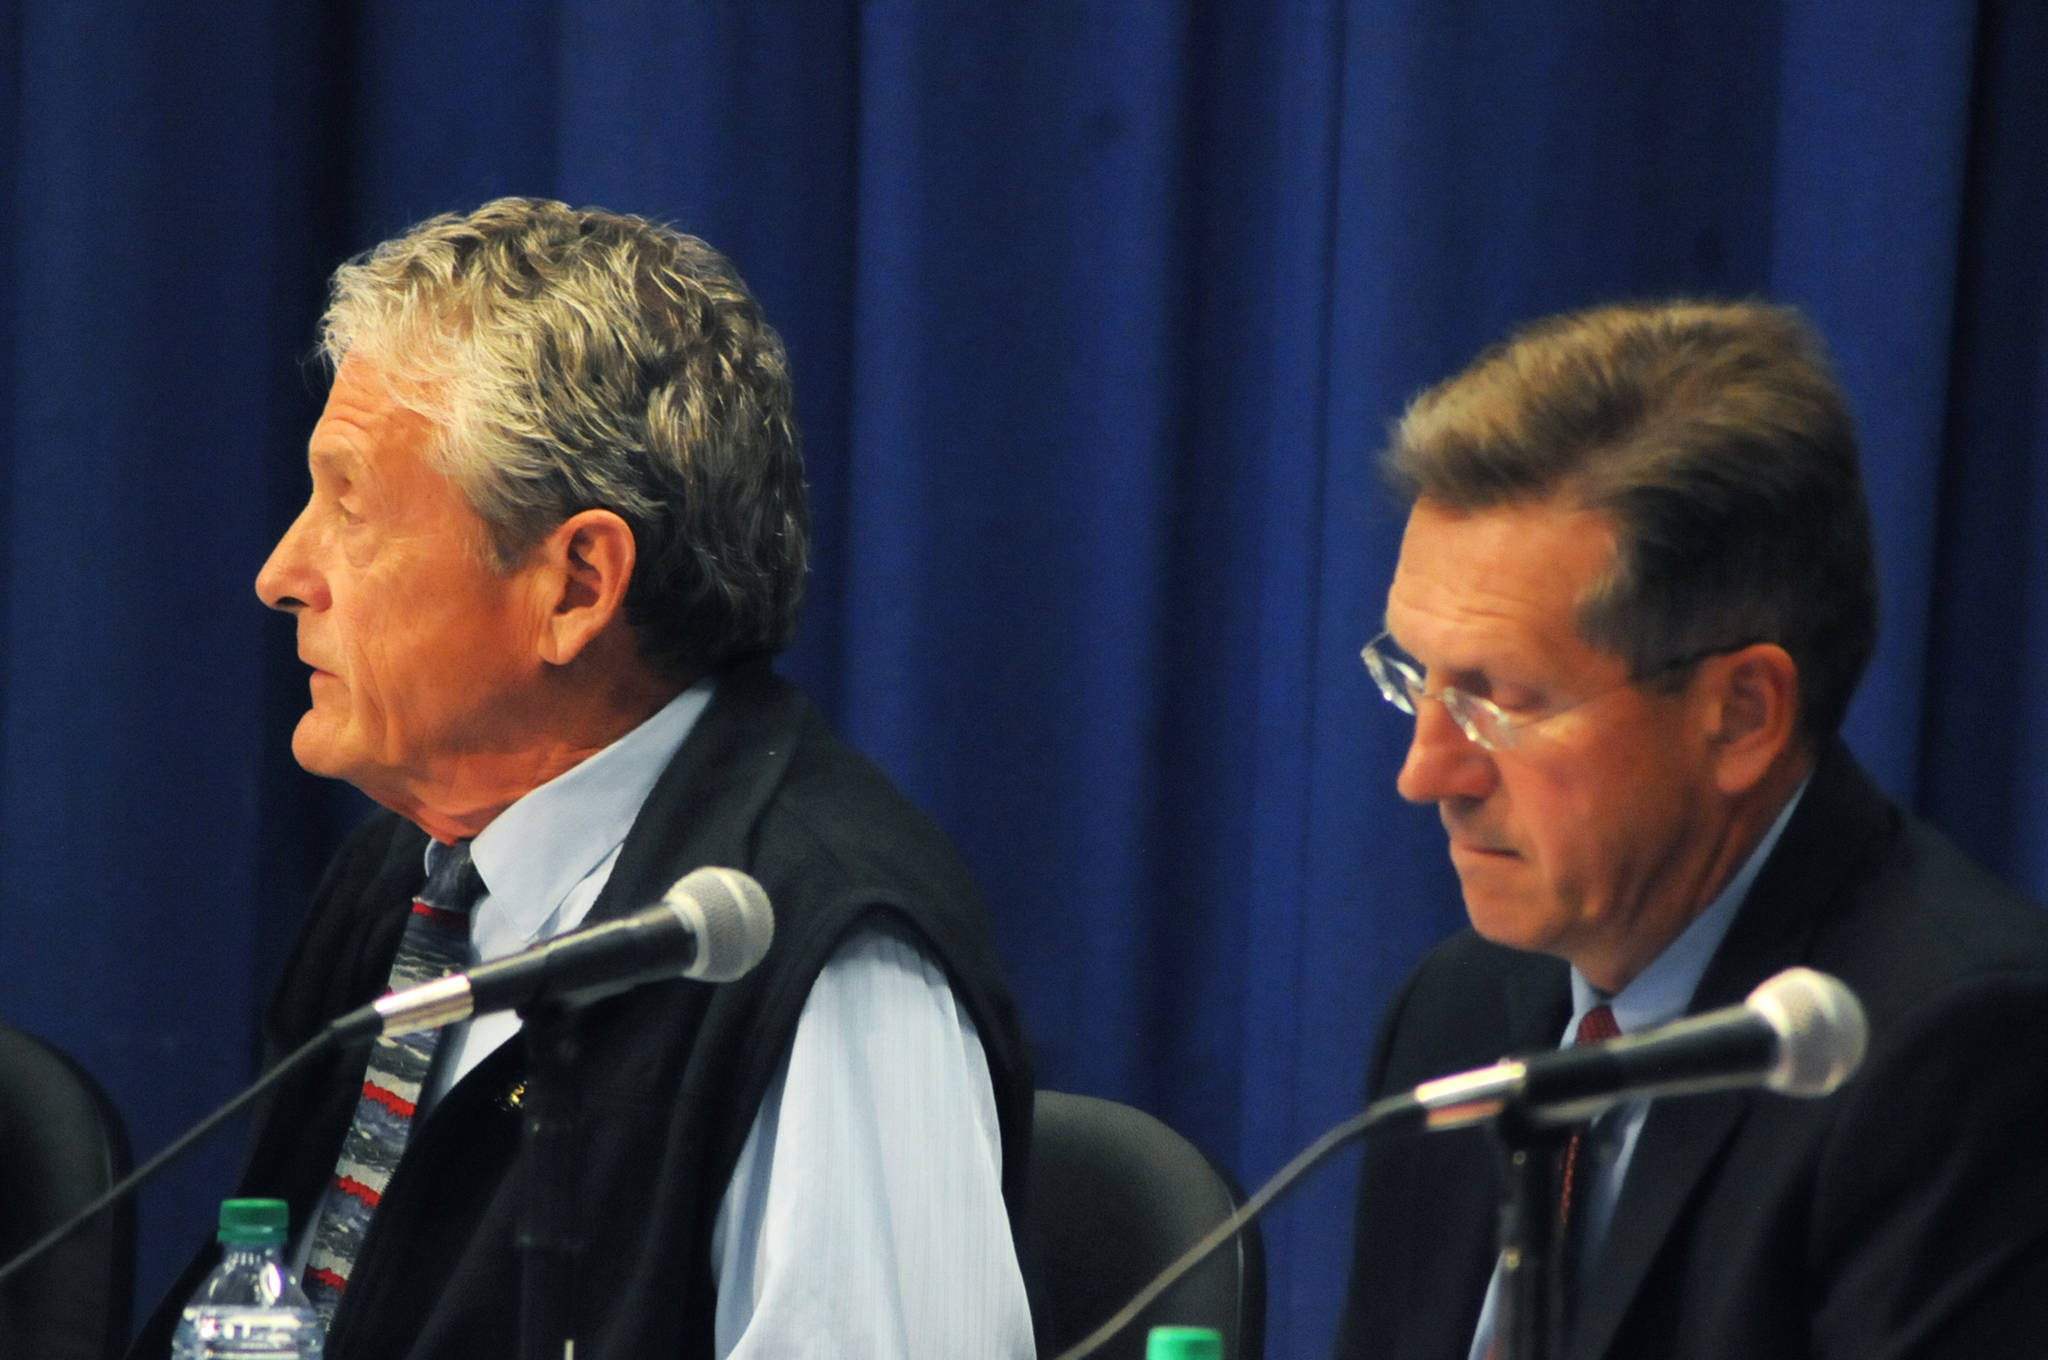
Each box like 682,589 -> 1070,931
302,842 -> 486,1321
1556,1003 -> 1621,1231
1484,1003 -> 1622,1360
1550,999 -> 1624,1341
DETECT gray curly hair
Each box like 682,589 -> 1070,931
321,197 -> 809,676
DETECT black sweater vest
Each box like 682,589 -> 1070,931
128,665 -> 1034,1360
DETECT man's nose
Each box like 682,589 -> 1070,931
254,508 -> 325,613
1394,696 -> 1498,805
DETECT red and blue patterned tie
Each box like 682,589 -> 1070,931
302,842 -> 485,1320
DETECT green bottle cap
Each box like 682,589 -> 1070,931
1146,1326 -> 1224,1360
216,1198 -> 290,1245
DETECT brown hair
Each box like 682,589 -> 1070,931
1386,299 -> 1876,743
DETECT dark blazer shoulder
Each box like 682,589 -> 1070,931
1709,739 -> 2048,1016
1369,930 -> 1569,1097
1577,741 -> 2048,1360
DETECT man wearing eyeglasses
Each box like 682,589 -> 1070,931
1332,300 -> 2048,1360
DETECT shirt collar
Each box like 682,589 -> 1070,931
449,679 -> 715,948
1568,774 -> 1811,1040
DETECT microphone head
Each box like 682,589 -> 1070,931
662,868 -> 775,982
1745,967 -> 1867,1097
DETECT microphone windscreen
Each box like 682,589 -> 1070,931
1747,967 -> 1867,1097
663,868 -> 775,982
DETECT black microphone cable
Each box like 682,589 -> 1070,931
1052,965 -> 1866,1360
0,1028 -> 336,1287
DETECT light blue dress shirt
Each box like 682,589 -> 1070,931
301,681 -> 1033,1358
1467,780 -> 1808,1360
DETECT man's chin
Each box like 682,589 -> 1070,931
1461,890 -> 1564,956
289,715 -> 356,781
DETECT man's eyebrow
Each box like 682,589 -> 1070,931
1404,645 -> 1500,697
1384,629 -> 1479,682
307,445 -> 359,479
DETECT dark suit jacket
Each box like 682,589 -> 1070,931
128,663 -> 1034,1360
1334,740 -> 2048,1359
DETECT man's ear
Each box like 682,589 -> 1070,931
534,508 -> 637,667
1704,643 -> 1800,794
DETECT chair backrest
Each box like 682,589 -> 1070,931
1027,1090 -> 1264,1360
0,1023 -> 135,1360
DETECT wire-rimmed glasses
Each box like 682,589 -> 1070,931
1361,631 -> 1751,751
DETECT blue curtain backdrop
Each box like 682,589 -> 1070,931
3,4 -> 2045,1356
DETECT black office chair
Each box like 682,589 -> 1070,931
0,1023 -> 135,1360
1027,1090 -> 1264,1360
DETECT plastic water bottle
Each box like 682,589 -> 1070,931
1147,1325 -> 1223,1359
170,1198 -> 325,1359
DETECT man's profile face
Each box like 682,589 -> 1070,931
1383,497 -> 1726,988
255,356 -> 551,818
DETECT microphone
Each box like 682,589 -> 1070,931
1048,968 -> 1867,1360
328,866 -> 774,1043
0,868 -> 773,1294
1383,967 -> 1867,1132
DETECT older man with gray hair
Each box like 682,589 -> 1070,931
128,199 -> 1035,1360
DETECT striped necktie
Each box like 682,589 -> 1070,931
302,841 -> 486,1321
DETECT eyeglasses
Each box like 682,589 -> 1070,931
1360,631 -> 1751,752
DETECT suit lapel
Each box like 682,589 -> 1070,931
1502,952 -> 1575,1050
1565,1089 -> 1748,1360
1567,741 -> 1892,1360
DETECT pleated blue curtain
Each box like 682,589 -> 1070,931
3,5 -> 2043,1356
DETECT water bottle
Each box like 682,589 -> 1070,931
1146,1325 -> 1223,1359
170,1198 -> 325,1359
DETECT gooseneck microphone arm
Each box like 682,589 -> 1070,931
0,867 -> 775,1290
1050,968 -> 1868,1360
1051,1076 -> 1484,1360
326,865 -> 775,1044
0,1029 -> 333,1288
1049,1105 -> 1381,1360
